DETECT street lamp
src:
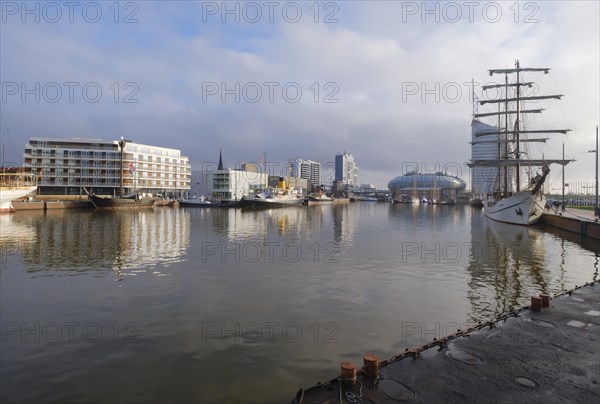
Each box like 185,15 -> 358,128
588,126 -> 599,218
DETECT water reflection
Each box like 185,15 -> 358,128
0,213 -> 37,243
188,204 -> 359,245
331,204 -> 357,243
1,204 -> 598,403
8,209 -> 190,275
467,210 -> 549,321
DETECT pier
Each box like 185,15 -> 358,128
295,282 -> 600,403
541,207 -> 600,239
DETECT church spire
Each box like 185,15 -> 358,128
218,149 -> 224,171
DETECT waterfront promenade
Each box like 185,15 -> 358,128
297,282 -> 600,403
548,207 -> 599,221
542,207 -> 600,239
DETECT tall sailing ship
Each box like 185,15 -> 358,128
468,60 -> 572,226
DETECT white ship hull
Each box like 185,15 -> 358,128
484,190 -> 546,226
0,186 -> 37,212
243,196 -> 304,207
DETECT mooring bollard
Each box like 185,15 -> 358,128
539,294 -> 551,308
363,354 -> 379,380
340,361 -> 356,387
531,296 -> 543,311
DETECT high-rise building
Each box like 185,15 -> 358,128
470,120 -> 509,194
290,158 -> 321,186
23,137 -> 191,196
335,152 -> 359,187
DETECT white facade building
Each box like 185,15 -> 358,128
211,169 -> 268,201
23,137 -> 191,196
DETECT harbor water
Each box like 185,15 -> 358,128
1,203 -> 598,403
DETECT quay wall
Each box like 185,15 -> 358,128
541,214 -> 599,239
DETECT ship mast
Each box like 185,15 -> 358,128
504,72 -> 509,195
515,59 -> 521,193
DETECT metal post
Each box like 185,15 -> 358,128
592,129 -> 598,212
562,143 -> 565,212
119,138 -> 125,197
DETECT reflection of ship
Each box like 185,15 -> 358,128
468,61 -> 572,226
466,210 -> 547,320
0,174 -> 37,212
0,213 -> 36,242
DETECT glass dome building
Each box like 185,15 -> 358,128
388,172 -> 467,201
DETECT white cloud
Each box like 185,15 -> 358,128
1,1 -> 598,187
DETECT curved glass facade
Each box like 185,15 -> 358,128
388,173 -> 467,191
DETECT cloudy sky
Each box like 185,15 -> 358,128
1,1 -> 599,189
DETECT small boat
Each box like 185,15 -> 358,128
0,174 -> 37,212
87,138 -> 158,209
154,198 -> 177,207
243,190 -> 304,207
307,187 -> 334,204
243,178 -> 304,207
307,195 -> 334,204
360,196 -> 378,202
89,193 -> 157,209
218,199 -> 245,208
178,195 -> 212,207
470,197 -> 484,208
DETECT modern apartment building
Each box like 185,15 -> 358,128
335,152 -> 359,187
290,158 -> 321,187
23,137 -> 191,196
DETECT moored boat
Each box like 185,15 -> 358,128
307,195 -> 334,204
242,177 -> 304,208
0,174 -> 37,212
468,60 -> 572,226
179,195 -> 212,207
89,193 -> 157,208
307,187 -> 334,204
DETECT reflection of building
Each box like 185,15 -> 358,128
335,152 -> 359,187
291,158 -> 321,187
332,203 -> 358,243
23,137 -> 191,197
16,209 -> 190,272
212,169 -> 268,200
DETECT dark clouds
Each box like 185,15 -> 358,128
1,1 -> 598,187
